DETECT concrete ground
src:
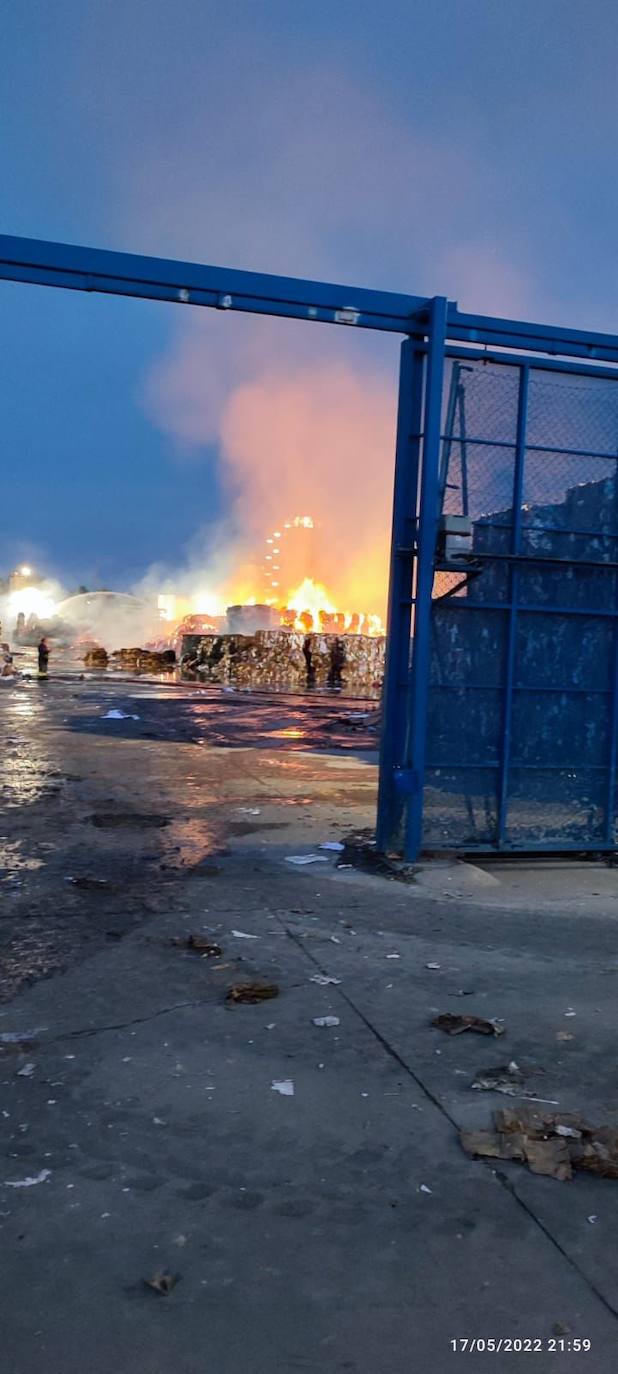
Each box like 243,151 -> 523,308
1,676 -> 618,1372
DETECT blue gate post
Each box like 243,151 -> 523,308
376,338 -> 425,850
496,363 -> 529,846
403,296 -> 448,861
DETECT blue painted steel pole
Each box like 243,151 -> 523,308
496,364 -> 530,846
437,361 -> 460,509
376,340 -> 424,851
403,297 -> 448,861
603,475 -> 618,846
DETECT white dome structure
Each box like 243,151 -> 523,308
55,591 -> 159,649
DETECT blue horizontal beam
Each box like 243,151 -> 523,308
4,234 -> 618,362
444,345 -> 618,380
448,308 -> 618,365
0,234 -> 433,334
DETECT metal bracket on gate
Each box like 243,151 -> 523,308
393,768 -> 421,796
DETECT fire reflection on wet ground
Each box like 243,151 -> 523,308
0,677 -> 378,1000
68,687 -> 379,754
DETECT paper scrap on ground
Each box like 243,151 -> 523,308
318,841 -> 345,852
237,807 -> 261,815
271,1079 -> 294,1096
461,1106 -> 618,1182
312,1016 -> 340,1027
310,974 -> 341,986
285,855 -> 329,866
5,1168 -> 51,1188
144,1270 -> 179,1295
426,963 -> 441,970
226,982 -> 279,1004
231,930 -> 259,939
102,709 -> 140,721
16,1062 -> 35,1077
432,1013 -> 505,1037
471,1062 -> 523,1095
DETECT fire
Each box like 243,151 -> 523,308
281,576 -> 383,635
286,577 -> 335,629
157,516 -> 386,639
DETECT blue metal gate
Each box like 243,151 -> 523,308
3,238 -> 618,859
378,330 -> 618,857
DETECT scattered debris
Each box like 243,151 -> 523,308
143,1270 -> 180,1296
471,1064 -> 557,1105
588,1215 -> 598,1224
461,1107 -> 618,1181
226,982 -> 279,1004
310,974 -> 341,986
16,1062 -> 35,1077
426,963 -> 441,970
318,841 -> 345,852
432,1014 -> 505,1037
564,1009 -> 577,1018
4,1168 -> 51,1188
101,709 -> 140,721
418,1184 -> 432,1194
556,1031 -> 574,1042
172,934 -> 223,957
312,1016 -> 340,1027
231,930 -> 259,940
450,989 -> 475,997
386,953 -> 400,960
285,855 -> 329,866
271,1079 -> 294,1096
236,807 -> 261,815
471,1062 -> 524,1095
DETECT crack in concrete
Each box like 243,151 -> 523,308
53,996 -> 215,1041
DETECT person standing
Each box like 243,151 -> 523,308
38,637 -> 50,675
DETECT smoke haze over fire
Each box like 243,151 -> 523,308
4,1 -> 614,589
144,319 -> 397,617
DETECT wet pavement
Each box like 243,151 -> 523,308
3,679 -> 618,1370
0,675 -> 379,1002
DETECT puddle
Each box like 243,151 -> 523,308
227,820 -> 289,837
0,839 -> 45,883
160,814 -> 225,868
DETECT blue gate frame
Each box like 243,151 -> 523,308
3,235 -> 618,859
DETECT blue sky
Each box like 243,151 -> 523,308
2,0 -> 618,587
